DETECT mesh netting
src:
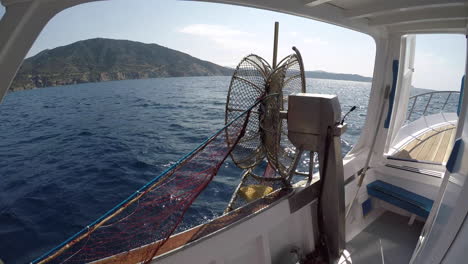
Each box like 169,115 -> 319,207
33,104 -> 257,264
226,50 -> 305,179
224,49 -> 307,213
34,47 -> 309,264
278,52 -> 306,176
262,52 -> 306,178
226,55 -> 271,169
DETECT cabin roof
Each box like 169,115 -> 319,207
0,0 -> 467,37
194,0 -> 468,37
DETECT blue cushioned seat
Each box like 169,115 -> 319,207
367,180 -> 434,218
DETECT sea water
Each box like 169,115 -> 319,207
0,76 -> 372,263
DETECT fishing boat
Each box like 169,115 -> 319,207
0,0 -> 467,263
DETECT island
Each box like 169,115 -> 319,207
10,38 -> 372,91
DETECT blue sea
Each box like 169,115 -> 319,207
0,76 -> 371,263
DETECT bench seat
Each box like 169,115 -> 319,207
367,180 -> 434,218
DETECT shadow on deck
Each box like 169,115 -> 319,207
346,211 -> 423,264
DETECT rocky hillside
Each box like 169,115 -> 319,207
305,71 -> 372,82
10,38 -> 373,91
10,38 -> 232,91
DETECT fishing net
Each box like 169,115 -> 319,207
223,49 -> 307,213
32,103 -> 257,264
33,47 -> 308,264
264,53 -> 305,178
226,54 -> 270,170
226,50 -> 305,182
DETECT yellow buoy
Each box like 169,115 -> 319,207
239,185 -> 273,202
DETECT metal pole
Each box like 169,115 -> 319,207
293,46 -> 307,92
408,96 -> 417,121
442,92 -> 452,111
307,151 -> 314,185
272,22 -> 279,69
286,148 -> 303,183
423,93 -> 434,115
224,169 -> 251,213
346,85 -> 391,218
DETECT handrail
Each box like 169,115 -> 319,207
407,91 -> 460,121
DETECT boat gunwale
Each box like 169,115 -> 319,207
91,187 -> 298,263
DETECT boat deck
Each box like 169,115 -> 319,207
392,124 -> 456,164
346,211 -> 423,264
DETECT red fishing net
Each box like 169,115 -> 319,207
33,108 -> 254,264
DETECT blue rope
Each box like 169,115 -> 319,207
31,99 -> 262,264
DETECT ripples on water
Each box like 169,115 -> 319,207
0,76 -> 371,263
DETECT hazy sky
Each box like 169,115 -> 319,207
0,0 -> 465,90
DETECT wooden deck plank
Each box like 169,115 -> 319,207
414,132 -> 432,159
433,129 -> 453,163
443,126 -> 457,163
404,129 -> 437,160
431,129 -> 448,163
418,131 -> 443,161
393,125 -> 456,164
400,133 -> 426,155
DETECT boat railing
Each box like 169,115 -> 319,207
406,91 -> 460,123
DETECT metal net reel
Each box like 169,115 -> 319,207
225,54 -> 271,169
262,48 -> 306,178
225,47 -> 306,181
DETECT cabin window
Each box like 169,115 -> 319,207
2,1 -> 375,263
410,35 -> 465,122
299,31 -> 375,157
388,34 -> 466,164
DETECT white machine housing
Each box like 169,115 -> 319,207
288,93 -> 342,151
286,93 -> 346,261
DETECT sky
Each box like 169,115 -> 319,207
414,35 -> 466,91
0,0 -> 465,90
